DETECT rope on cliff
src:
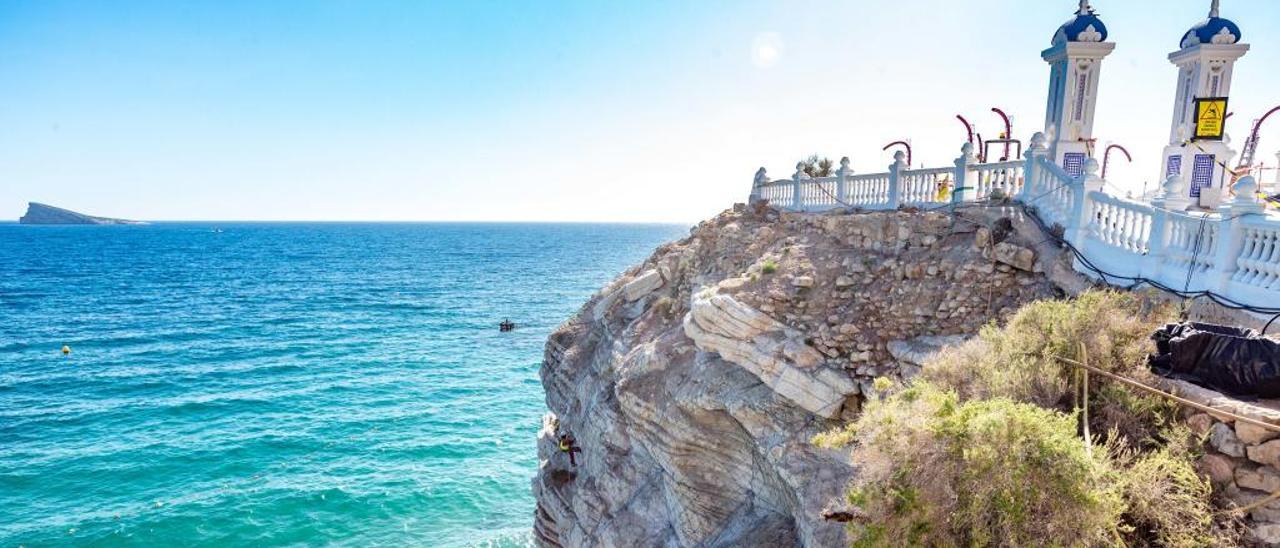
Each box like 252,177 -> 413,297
1048,353 -> 1280,434
1048,352 -> 1280,516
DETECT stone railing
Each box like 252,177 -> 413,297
749,133 -> 1280,309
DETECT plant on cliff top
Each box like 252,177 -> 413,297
800,154 -> 836,178
846,383 -> 1124,547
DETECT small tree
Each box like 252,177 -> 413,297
799,154 -> 835,177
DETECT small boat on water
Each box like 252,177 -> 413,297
499,320 -> 516,332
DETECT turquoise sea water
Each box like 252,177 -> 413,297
0,222 -> 686,547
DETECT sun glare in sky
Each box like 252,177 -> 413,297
751,32 -> 782,69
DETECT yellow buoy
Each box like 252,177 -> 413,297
61,345 -> 71,356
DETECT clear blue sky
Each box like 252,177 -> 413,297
2,0 -> 1278,222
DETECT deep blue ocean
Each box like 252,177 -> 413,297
0,222 -> 686,547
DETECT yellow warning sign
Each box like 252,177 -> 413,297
1194,97 -> 1228,141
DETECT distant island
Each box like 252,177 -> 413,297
18,202 -> 145,225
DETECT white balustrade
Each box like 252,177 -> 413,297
797,177 -> 840,211
898,167 -> 952,206
847,173 -> 891,208
1159,211 -> 1219,289
747,145 -> 1280,310
1086,191 -> 1153,255
1024,156 -> 1076,229
969,160 -> 1025,200
758,181 -> 793,206
1229,219 -> 1280,301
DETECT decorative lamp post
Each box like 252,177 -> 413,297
882,141 -> 912,166
1101,143 -> 1132,180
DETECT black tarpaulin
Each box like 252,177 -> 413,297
1149,322 -> 1280,399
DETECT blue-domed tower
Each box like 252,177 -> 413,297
1159,0 -> 1249,206
1042,1 -> 1115,177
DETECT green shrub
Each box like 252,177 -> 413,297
921,290 -> 1177,448
846,383 -> 1124,547
1111,425 -> 1238,546
761,259 -> 779,275
833,290 -> 1236,546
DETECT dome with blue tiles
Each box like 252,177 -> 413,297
1180,1 -> 1242,49
1052,1 -> 1108,45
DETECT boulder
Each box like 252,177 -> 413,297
1238,421 -> 1280,446
1200,453 -> 1237,486
990,242 -> 1036,272
1239,465 -> 1280,494
1212,422 -> 1247,458
1251,440 -> 1280,468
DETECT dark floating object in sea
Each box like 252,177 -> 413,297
499,320 -> 516,332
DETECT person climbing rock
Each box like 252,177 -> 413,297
557,433 -> 581,466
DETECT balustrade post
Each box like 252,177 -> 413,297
1067,158 -> 1104,249
836,157 -> 852,206
1020,132 -> 1047,202
792,163 -> 807,211
750,167 -> 768,204
1208,176 -> 1264,293
1141,174 -> 1192,280
887,151 -> 906,209
953,142 -> 975,204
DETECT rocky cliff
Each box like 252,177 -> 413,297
532,203 -> 1071,547
18,202 -> 143,225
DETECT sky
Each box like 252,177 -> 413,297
1,0 -> 1278,223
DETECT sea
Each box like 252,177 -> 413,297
0,221 -> 687,547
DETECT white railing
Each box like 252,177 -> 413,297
1229,219 -> 1280,303
1023,156 -> 1075,229
748,134 -> 1280,310
798,177 -> 839,210
1087,191 -> 1153,255
846,173 -> 891,207
970,160 -> 1024,200
899,167 -> 952,206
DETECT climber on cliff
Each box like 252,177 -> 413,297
557,433 -> 581,466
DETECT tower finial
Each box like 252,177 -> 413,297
1078,0 -> 1091,15
1210,0 -> 1220,18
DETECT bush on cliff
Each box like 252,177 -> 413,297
846,383 -> 1124,547
921,290 -> 1178,448
820,291 -> 1238,546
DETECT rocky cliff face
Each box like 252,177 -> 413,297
532,204 -> 1069,547
18,202 -> 143,225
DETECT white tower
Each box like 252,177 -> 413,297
1042,1 -> 1115,177
1159,0 -> 1248,202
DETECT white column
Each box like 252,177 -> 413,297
1142,174 -> 1192,281
1209,176 -> 1264,292
836,157 -> 852,205
953,143 -> 974,203
1021,132 -> 1048,201
887,151 -> 906,209
1068,158 -> 1104,248
792,163 -> 806,210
